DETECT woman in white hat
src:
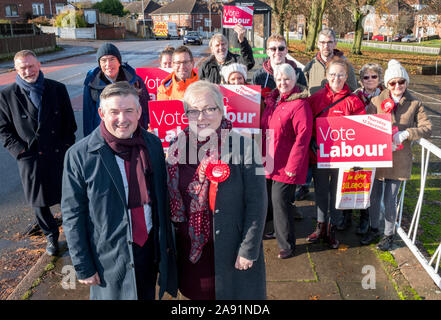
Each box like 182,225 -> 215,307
363,59 -> 432,250
220,63 -> 248,85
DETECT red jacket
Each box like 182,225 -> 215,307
261,85 -> 312,185
308,83 -> 366,163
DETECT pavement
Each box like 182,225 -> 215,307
3,39 -> 441,302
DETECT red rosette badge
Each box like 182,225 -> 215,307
261,87 -> 272,98
381,98 -> 395,113
206,161 -> 230,212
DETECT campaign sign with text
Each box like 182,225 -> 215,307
136,67 -> 171,101
222,6 -> 254,29
316,114 -> 393,168
219,85 -> 261,134
148,100 -> 188,149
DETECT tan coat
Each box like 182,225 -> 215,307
367,89 -> 432,180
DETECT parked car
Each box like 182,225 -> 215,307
392,34 -> 404,42
183,31 -> 203,45
401,34 -> 417,43
372,34 -> 385,41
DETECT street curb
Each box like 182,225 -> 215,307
6,251 -> 53,300
0,48 -> 97,75
7,234 -> 67,300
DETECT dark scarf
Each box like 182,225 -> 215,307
100,121 -> 151,208
167,118 -> 232,263
16,71 -> 45,117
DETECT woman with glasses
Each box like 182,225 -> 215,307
339,63 -> 385,236
355,63 -> 385,107
306,57 -> 365,249
261,63 -> 312,259
363,59 -> 431,251
167,80 -> 267,299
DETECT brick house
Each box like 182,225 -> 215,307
1,0 -> 68,22
123,0 -> 161,24
150,0 -> 222,33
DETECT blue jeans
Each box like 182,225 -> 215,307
368,179 -> 402,236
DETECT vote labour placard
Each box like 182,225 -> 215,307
222,6 -> 254,29
219,85 -> 261,134
148,100 -> 188,149
136,67 -> 171,101
316,114 -> 393,168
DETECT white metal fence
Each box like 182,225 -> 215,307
338,39 -> 441,55
396,138 -> 441,289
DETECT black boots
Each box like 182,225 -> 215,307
45,234 -> 59,256
356,210 -> 370,235
360,227 -> 380,245
326,223 -> 339,249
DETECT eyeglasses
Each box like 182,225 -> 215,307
328,73 -> 346,79
186,107 -> 219,119
318,41 -> 335,46
268,46 -> 286,52
388,79 -> 406,87
173,60 -> 192,66
363,75 -> 378,80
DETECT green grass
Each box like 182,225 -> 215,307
402,145 -> 441,257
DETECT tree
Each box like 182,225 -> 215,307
305,0 -> 327,51
269,0 -> 291,35
93,0 -> 128,17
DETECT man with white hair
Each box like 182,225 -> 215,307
199,24 -> 255,84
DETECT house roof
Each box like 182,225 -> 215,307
124,0 -> 162,14
150,0 -> 203,15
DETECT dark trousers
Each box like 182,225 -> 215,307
132,233 -> 157,300
34,206 -> 59,239
268,180 -> 297,251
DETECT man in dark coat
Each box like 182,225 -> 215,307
0,50 -> 77,256
61,82 -> 177,300
83,43 -> 150,137
198,24 -> 255,84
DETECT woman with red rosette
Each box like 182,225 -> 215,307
340,63 -> 385,236
363,59 -> 432,251
166,80 -> 267,300
261,63 -> 312,259
306,57 -> 366,249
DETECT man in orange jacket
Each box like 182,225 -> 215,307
157,46 -> 199,101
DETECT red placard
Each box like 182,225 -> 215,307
136,67 -> 171,101
219,85 -> 261,134
148,100 -> 188,149
316,114 -> 393,168
222,6 -> 254,29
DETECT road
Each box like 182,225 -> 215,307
0,39 -> 209,239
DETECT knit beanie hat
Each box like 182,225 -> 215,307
221,63 -> 247,83
97,43 -> 122,65
384,59 -> 409,86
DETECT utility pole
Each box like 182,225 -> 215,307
141,0 -> 146,38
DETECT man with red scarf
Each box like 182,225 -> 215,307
61,82 -> 177,300
303,29 -> 358,95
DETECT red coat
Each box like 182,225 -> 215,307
261,85 -> 312,185
308,83 -> 366,163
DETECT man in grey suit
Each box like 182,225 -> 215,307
61,81 -> 177,300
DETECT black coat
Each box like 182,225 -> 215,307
198,38 -> 255,84
0,79 -> 77,207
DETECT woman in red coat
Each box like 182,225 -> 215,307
306,57 -> 365,249
261,63 -> 312,259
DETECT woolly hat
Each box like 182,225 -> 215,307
221,63 -> 247,83
97,43 -> 122,65
384,59 -> 409,86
